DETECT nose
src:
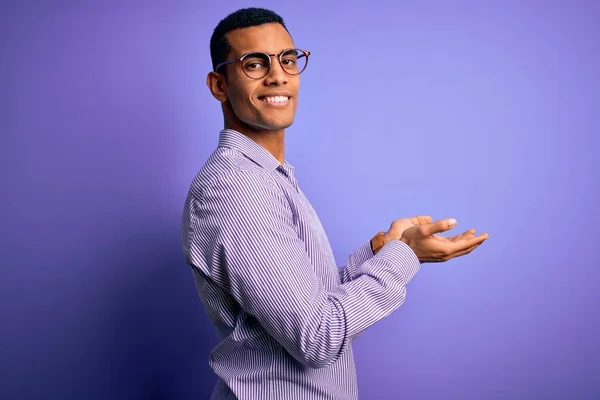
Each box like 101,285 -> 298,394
264,55 -> 288,85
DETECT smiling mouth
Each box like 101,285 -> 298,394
258,95 -> 290,105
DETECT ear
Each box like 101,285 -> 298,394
206,71 -> 228,102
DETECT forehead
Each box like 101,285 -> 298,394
225,22 -> 294,56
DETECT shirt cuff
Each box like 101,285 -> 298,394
345,241 -> 375,281
369,240 -> 421,285
355,241 -> 375,267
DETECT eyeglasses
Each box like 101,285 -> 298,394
215,48 -> 310,80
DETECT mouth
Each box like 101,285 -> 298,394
258,95 -> 291,108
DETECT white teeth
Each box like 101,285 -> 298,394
261,96 -> 289,103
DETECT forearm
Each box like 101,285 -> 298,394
338,241 -> 373,283
339,231 -> 395,283
334,240 -> 420,337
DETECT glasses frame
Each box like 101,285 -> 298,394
215,48 -> 311,79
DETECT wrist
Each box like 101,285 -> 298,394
370,231 -> 386,254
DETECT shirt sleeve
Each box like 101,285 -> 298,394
185,169 -> 420,369
338,241 -> 374,284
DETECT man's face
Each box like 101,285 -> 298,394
221,23 -> 299,132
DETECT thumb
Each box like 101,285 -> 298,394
419,218 -> 457,237
410,215 -> 432,225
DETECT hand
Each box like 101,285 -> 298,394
400,218 -> 488,262
383,215 -> 434,243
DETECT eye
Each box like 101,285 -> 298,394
242,53 -> 270,71
280,49 -> 300,68
244,61 -> 267,70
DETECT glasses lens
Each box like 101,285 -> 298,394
280,49 -> 308,75
241,52 -> 271,79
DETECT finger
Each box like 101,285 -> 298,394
444,242 -> 483,260
410,215 -> 432,225
418,218 -> 457,237
449,229 -> 475,242
449,232 -> 489,253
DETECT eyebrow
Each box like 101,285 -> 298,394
239,48 -> 294,56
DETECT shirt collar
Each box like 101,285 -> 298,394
218,129 -> 295,177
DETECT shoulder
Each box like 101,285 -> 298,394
188,148 -> 284,208
187,148 -> 276,201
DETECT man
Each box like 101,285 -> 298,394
181,7 -> 488,399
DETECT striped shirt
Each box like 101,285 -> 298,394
181,129 -> 421,399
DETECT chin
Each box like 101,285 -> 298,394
255,118 -> 295,131
237,110 -> 295,132
269,121 -> 293,131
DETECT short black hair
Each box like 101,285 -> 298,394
210,8 -> 289,72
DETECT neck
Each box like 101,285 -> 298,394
224,118 -> 285,165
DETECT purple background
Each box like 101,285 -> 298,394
2,1 -> 599,398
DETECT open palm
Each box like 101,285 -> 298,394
400,218 -> 488,262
